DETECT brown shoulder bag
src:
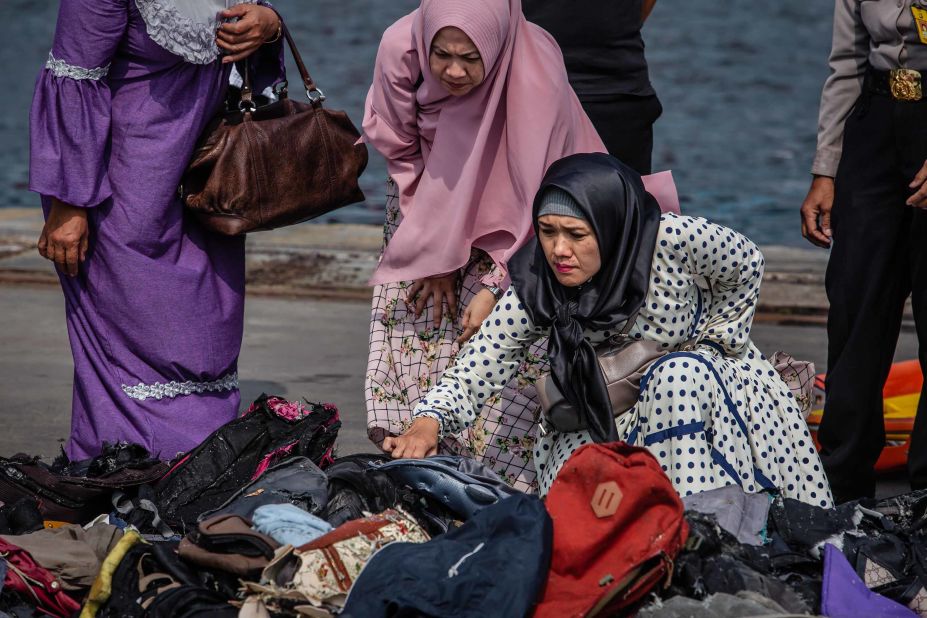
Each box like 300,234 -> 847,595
537,309 -> 697,434
180,22 -> 369,235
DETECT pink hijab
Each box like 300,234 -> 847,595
363,0 -> 606,285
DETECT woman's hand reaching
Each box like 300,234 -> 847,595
407,273 -> 458,329
382,416 -> 440,459
456,288 -> 498,345
217,4 -> 281,64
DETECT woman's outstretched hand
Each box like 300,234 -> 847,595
382,416 -> 440,459
456,288 -> 498,345
407,273 -> 458,329
217,4 -> 281,64
38,199 -> 89,277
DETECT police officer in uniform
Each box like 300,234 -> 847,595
523,0 -> 660,175
801,0 -> 927,502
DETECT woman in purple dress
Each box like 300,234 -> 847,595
29,0 -> 283,460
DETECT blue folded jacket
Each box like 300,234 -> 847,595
252,503 -> 333,547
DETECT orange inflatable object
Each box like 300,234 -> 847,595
808,360 -> 922,473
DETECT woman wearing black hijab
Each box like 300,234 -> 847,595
385,154 -> 831,506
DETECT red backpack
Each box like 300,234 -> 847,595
0,538 -> 81,617
534,443 -> 688,618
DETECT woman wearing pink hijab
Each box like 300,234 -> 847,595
363,0 -> 605,490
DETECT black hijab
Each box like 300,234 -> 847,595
508,153 -> 662,443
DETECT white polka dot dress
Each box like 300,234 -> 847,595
414,213 -> 834,507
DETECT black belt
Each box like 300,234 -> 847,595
865,68 -> 925,101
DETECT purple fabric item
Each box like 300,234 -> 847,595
821,543 -> 916,618
29,0 -> 284,460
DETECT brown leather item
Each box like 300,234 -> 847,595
537,308 -> 697,434
181,22 -> 368,235
178,514 -> 279,577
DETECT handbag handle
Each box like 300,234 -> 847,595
281,21 -> 326,104
239,18 -> 326,110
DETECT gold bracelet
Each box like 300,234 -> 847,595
265,19 -> 282,44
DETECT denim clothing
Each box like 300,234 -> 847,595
252,504 -> 333,547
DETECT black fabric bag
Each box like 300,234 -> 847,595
147,586 -> 239,618
99,541 -> 238,618
667,512 -> 819,614
0,498 -> 44,535
155,394 -> 340,532
322,453 -> 457,535
0,444 -> 168,524
198,456 -> 328,521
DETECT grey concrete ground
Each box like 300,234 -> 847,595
0,285 -> 373,459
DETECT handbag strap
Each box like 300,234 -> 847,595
239,18 -> 326,111
281,21 -> 326,104
618,308 -> 641,337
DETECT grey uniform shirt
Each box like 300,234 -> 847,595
814,0 -> 927,177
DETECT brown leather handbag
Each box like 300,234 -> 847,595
181,23 -> 368,235
536,309 -> 697,434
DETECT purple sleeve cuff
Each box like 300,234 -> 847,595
29,0 -> 126,208
29,70 -> 112,208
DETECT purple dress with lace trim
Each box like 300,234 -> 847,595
29,0 -> 283,460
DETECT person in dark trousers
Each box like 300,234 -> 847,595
801,0 -> 927,503
523,0 -> 660,175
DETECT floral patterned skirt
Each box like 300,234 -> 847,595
365,182 -> 548,491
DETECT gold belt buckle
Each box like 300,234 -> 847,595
890,68 -> 923,101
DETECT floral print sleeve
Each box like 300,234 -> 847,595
666,214 -> 764,356
413,289 -> 545,436
478,260 -> 507,289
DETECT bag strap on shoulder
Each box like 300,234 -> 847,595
619,308 -> 641,337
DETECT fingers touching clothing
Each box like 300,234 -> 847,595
382,417 -> 440,459
407,274 -> 458,328
216,4 -> 280,64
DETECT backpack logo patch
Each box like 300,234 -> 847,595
591,481 -> 622,518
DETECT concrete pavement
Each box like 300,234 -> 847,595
0,286 -> 374,459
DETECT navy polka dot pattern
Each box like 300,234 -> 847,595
414,214 -> 833,506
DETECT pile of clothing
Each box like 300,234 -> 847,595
646,484 -> 927,617
1,393 -> 926,617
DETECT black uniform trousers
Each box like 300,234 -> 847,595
819,90 -> 927,503
579,94 -> 663,175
